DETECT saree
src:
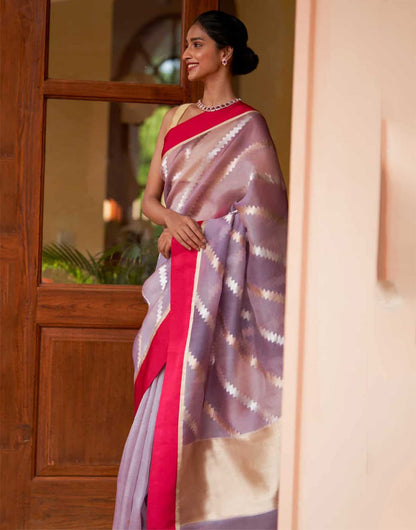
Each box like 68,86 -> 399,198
113,101 -> 288,530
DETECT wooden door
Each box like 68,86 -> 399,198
0,1 -> 217,528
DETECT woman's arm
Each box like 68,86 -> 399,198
141,107 -> 206,252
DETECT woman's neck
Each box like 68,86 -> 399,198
201,74 -> 236,106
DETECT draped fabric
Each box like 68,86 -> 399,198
114,102 -> 288,530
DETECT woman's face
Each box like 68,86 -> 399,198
182,24 -> 229,81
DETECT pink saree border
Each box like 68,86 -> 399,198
147,234 -> 200,530
133,312 -> 170,412
161,101 -> 256,157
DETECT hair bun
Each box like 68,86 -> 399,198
232,46 -> 259,75
193,11 -> 259,76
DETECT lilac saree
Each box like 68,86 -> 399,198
113,101 -> 288,530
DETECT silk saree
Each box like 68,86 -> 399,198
113,101 -> 288,530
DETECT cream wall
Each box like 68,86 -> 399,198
234,0 -> 295,190
280,1 -> 416,529
44,0 -> 113,255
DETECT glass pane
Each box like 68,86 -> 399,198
48,0 -> 182,84
42,99 -> 170,285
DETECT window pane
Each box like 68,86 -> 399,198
42,99 -> 170,285
48,0 -> 182,84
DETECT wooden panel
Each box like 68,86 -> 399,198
30,478 -> 116,529
44,78 -> 185,103
0,0 -> 47,527
0,0 -> 17,159
36,327 -> 136,476
37,284 -> 147,328
0,159 -> 18,232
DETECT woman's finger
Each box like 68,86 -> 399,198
174,233 -> 192,251
186,218 -> 206,245
163,239 -> 171,258
180,225 -> 203,249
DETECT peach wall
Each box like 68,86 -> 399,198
279,0 -> 416,529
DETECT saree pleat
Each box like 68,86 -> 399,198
113,367 -> 165,530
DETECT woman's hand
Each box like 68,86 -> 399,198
164,210 -> 206,251
158,228 -> 173,259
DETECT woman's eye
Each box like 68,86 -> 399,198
184,41 -> 202,49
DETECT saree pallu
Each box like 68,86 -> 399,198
114,102 -> 288,530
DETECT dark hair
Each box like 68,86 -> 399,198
192,10 -> 259,75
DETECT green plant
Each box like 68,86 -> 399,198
42,237 -> 160,285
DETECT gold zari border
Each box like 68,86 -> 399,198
178,419 -> 281,525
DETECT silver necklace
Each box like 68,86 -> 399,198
196,97 -> 241,112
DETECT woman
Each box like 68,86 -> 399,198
113,10 -> 288,530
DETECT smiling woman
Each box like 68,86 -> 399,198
112,10 -> 288,530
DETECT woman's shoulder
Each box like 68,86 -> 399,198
245,104 -> 265,119
238,102 -> 267,124
163,103 -> 198,133
160,105 -> 186,139
239,103 -> 270,129
161,105 -> 180,126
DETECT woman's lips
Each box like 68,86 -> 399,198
187,63 -> 198,70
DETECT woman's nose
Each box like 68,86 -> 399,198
182,47 -> 191,61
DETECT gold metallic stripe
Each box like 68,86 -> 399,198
230,229 -> 245,245
161,156 -> 168,180
176,250 -> 203,529
203,402 -> 240,436
220,140 -> 271,182
194,293 -> 216,330
137,330 -> 143,370
238,205 -> 286,224
203,243 -> 224,275
248,170 -> 279,185
224,273 -> 243,298
172,169 -> 184,182
247,282 -> 285,303
215,363 -> 277,423
241,309 -> 251,321
246,354 -> 283,389
187,352 -> 206,382
259,326 -> 285,345
179,420 -> 280,524
184,407 -> 199,436
158,263 -> 168,290
207,115 -> 253,163
250,244 -> 285,263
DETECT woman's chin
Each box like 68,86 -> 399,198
187,70 -> 200,81
187,67 -> 208,82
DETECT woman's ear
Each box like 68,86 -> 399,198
221,45 -> 234,63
